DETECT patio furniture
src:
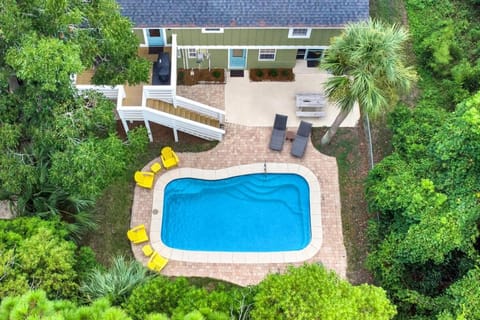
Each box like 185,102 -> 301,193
296,93 -> 326,118
269,114 -> 288,151
161,146 -> 179,169
127,224 -> 149,244
150,162 -> 162,174
291,120 -> 313,158
147,252 -> 169,272
142,244 -> 154,257
134,171 -> 155,189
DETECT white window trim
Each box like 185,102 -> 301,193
188,48 -> 197,58
201,28 -> 224,34
258,49 -> 276,61
288,28 -> 312,39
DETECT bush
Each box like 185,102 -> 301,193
251,264 -> 396,320
212,70 -> 222,79
80,256 -> 152,305
268,69 -> 278,77
281,69 -> 290,77
255,69 -> 264,77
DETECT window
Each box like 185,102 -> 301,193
149,29 -> 161,37
288,28 -> 312,39
258,49 -> 276,61
201,28 -> 224,33
188,48 -> 197,58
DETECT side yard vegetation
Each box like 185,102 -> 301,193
365,0 -> 480,318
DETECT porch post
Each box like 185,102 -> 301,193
144,119 -> 153,142
173,127 -> 179,142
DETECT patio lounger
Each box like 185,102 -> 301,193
291,120 -> 313,158
269,114 -> 288,151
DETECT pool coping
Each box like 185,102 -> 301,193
150,162 -> 322,264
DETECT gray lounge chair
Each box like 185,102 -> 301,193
291,120 -> 312,158
269,114 -> 288,151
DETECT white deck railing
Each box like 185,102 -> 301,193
142,85 -> 174,105
144,108 -> 224,141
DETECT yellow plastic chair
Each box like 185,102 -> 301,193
127,224 -> 149,244
142,244 -> 154,257
134,171 -> 154,189
150,162 -> 162,174
147,252 -> 169,272
160,146 -> 179,169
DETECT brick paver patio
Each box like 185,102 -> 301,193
131,122 -> 347,286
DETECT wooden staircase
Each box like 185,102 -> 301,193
146,99 -> 220,128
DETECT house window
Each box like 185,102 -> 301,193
202,28 -> 224,33
288,28 -> 312,39
149,29 -> 161,37
258,49 -> 276,61
188,48 -> 197,58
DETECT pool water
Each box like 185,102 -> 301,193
161,173 -> 311,252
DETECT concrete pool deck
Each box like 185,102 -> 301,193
131,123 -> 347,286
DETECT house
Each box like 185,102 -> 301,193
121,0 -> 368,72
78,1 -> 369,142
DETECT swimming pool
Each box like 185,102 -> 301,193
151,163 -> 322,263
161,173 -> 311,252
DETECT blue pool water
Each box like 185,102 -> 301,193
161,173 -> 311,252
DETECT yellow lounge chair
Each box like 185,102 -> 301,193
160,146 -> 179,169
134,171 -> 154,189
147,252 -> 169,272
142,244 -> 154,257
127,224 -> 149,244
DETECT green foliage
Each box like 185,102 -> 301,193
255,69 -> 264,77
49,135 -> 127,198
80,256 -> 152,305
6,35 -> 83,92
250,264 -> 396,320
320,18 -> 416,144
267,69 -> 278,77
124,276 -> 249,320
367,87 -> 480,317
0,217 -> 79,299
0,290 -> 132,320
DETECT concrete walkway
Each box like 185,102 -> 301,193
131,123 -> 347,286
225,61 -> 360,127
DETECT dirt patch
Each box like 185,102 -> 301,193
312,126 -> 374,284
177,68 -> 225,86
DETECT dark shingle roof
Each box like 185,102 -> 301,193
116,1 -> 369,28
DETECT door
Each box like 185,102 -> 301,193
146,28 -> 165,46
229,49 -> 247,69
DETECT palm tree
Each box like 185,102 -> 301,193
320,19 -> 417,145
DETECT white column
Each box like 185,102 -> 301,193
144,119 -> 153,142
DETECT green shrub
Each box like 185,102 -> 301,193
251,264 -> 396,320
255,69 -> 263,77
124,276 -> 191,319
212,70 -> 222,79
80,256 -> 152,305
281,69 -> 290,77
268,69 -> 278,77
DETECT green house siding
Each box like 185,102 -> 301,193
133,29 -> 145,45
247,49 -> 297,68
166,28 -> 341,46
177,49 -> 228,69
